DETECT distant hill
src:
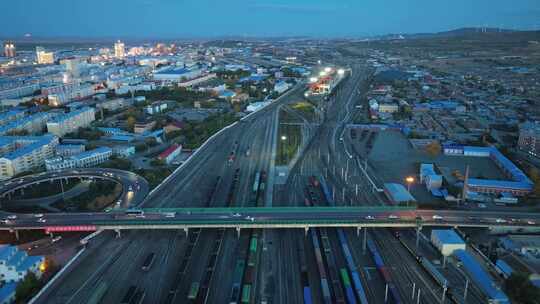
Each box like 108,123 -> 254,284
373,27 -> 540,41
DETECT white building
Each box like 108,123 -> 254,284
36,47 -> 54,65
114,40 -> 125,58
97,98 -> 129,112
274,81 -> 291,94
45,147 -> 112,171
378,102 -> 399,113
55,144 -> 85,157
158,144 -> 182,164
144,101 -> 169,115
431,229 -> 466,256
0,135 -> 59,180
46,107 -> 95,137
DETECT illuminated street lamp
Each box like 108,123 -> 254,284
337,69 -> 345,75
324,67 -> 332,73
281,135 -> 288,163
405,176 -> 415,192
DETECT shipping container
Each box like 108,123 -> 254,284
241,284 -> 251,304
188,282 -> 200,300
303,287 -> 313,304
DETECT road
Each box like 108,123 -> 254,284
0,168 -> 149,211
32,85 -> 306,304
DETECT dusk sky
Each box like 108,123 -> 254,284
3,0 -> 540,38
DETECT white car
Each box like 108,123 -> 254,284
365,215 -> 375,220
388,215 -> 400,220
432,215 -> 443,220
37,218 -> 46,223
527,220 -> 536,225
495,218 -> 507,223
7,215 -> 17,220
34,213 -> 44,218
232,213 -> 242,217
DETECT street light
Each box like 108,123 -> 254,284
406,176 -> 415,192
324,67 -> 332,73
281,135 -> 287,163
338,69 -> 345,75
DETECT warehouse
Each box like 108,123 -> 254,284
430,229 -> 466,256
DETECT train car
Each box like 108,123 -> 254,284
337,230 -> 369,304
131,290 -> 146,304
420,257 -> 448,288
241,284 -> 251,304
229,260 -> 246,304
340,268 -> 357,304
120,286 -> 137,304
187,282 -> 200,300
87,281 -> 108,304
310,229 -> 332,304
303,287 -> 314,304
252,172 -> 261,193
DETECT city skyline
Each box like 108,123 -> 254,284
2,0 -> 540,38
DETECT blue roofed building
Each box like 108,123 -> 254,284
453,249 -> 510,304
0,282 -> 17,304
383,183 -> 415,204
0,245 -> 44,284
442,145 -> 533,197
0,135 -> 59,180
0,112 -> 53,136
45,146 -> 112,171
46,107 -> 95,137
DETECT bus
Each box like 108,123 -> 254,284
141,253 -> 156,271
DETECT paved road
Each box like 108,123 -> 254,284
0,168 -> 149,211
32,85 -> 305,304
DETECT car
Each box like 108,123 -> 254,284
0,219 -> 9,224
37,218 -> 46,223
128,185 -> 133,191
52,236 -> 62,243
432,215 -> 444,220
232,213 -> 242,217
34,213 -> 44,218
527,220 -> 536,225
7,215 -> 17,220
388,215 -> 399,220
478,203 -> 487,209
365,215 -> 375,220
495,218 -> 507,223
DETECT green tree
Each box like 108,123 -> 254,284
505,272 -> 540,304
15,272 -> 42,303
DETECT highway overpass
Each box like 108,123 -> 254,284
2,207 -> 540,232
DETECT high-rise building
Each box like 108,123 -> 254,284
518,121 -> 540,158
0,135 -> 59,179
3,41 -> 16,57
36,46 -> 54,64
114,40 -> 125,58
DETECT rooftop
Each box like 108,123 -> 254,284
431,229 -> 464,244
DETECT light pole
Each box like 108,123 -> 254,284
281,135 -> 287,163
406,176 -> 415,193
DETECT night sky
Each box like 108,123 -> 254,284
3,0 -> 540,38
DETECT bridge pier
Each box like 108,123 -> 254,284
356,226 -> 361,237
304,227 -> 309,237
183,227 -> 188,237
14,230 -> 19,241
115,229 -> 121,238
363,227 -> 367,254
236,227 -> 241,239
416,226 -> 422,248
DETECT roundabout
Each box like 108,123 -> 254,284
0,168 -> 149,213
